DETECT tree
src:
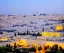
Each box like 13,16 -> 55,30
14,33 -> 16,36
39,13 -> 43,16
33,14 -> 36,16
14,43 -> 17,49
27,30 -> 28,35
13,49 -> 21,53
38,46 -> 42,51
29,47 -> 36,52
23,15 -> 26,17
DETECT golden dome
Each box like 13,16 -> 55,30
17,39 -> 28,47
56,24 -> 63,31
0,37 -> 8,41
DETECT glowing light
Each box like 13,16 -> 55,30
42,32 -> 61,37
56,24 -> 63,31
17,39 -> 28,47
0,37 -> 8,41
45,42 -> 64,49
33,42 -> 38,48
42,32 -> 49,37
10,42 -> 14,47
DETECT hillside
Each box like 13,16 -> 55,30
0,15 -> 64,33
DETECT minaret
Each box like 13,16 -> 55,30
36,12 -> 38,16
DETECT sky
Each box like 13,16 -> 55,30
0,0 -> 64,15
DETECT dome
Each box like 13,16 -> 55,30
17,39 -> 28,47
0,37 -> 8,41
56,24 -> 63,31
10,39 -> 28,47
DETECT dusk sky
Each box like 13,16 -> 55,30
0,0 -> 64,15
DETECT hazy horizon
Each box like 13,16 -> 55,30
0,0 -> 64,15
